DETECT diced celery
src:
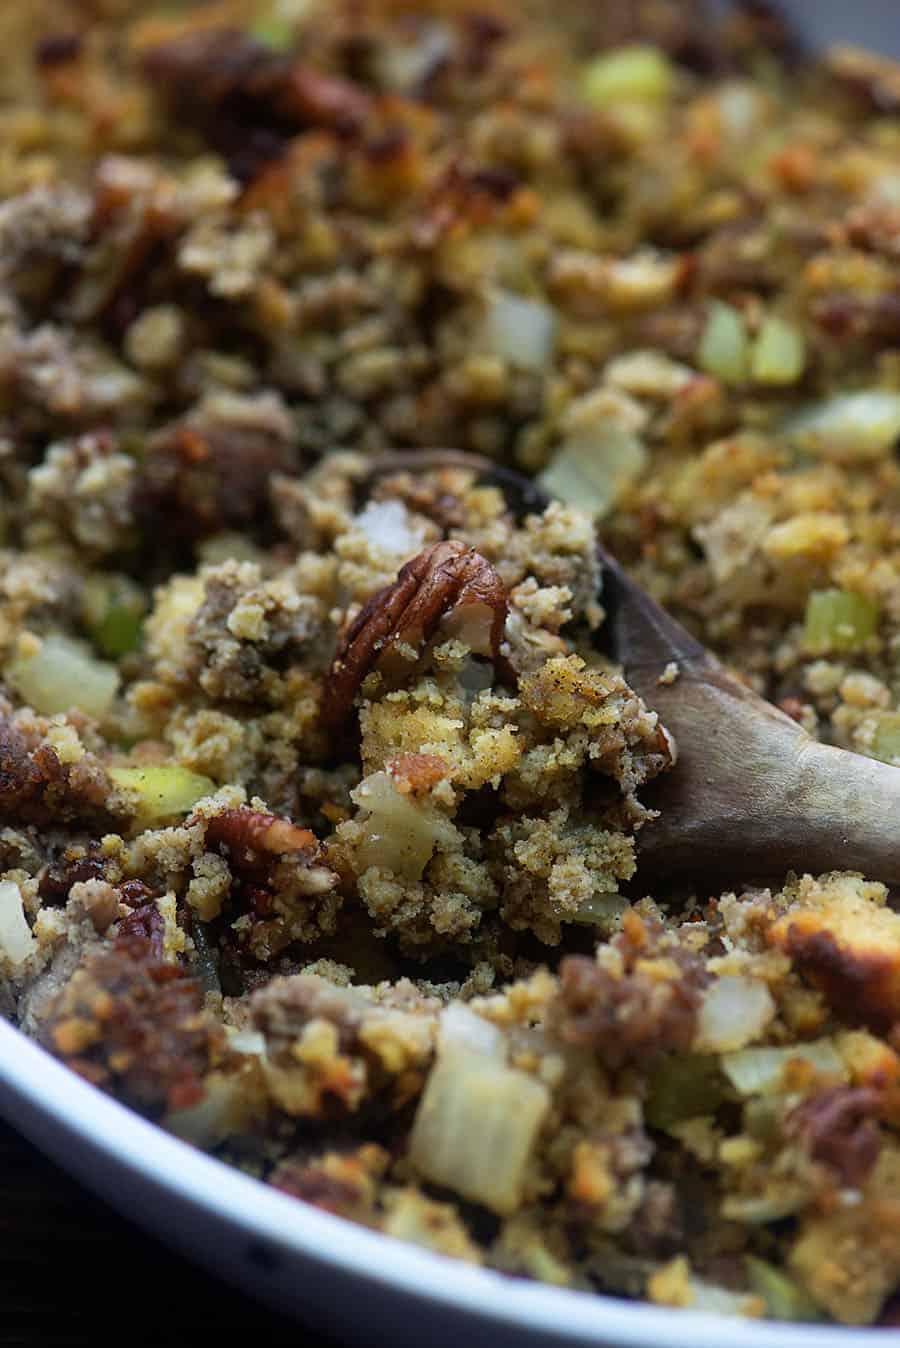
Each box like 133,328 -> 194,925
645,1054 -> 724,1130
751,316 -> 806,385
698,301 -> 749,386
745,1257 -> 824,1322
6,634 -> 120,719
581,46 -> 674,106
721,1039 -> 846,1096
871,711 -> 900,766
109,764 -> 216,827
250,16 -> 294,49
802,588 -> 879,654
82,574 -> 146,658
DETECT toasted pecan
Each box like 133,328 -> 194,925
203,807 -> 323,870
323,540 -> 508,728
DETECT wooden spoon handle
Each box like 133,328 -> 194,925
633,668 -> 900,883
603,553 -> 900,886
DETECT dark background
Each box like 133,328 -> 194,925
0,1119 -> 341,1347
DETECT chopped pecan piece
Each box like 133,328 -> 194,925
202,806 -> 337,896
204,807 -> 320,863
141,28 -> 371,181
116,901 -> 166,957
196,808 -> 339,959
323,540 -> 509,728
38,851 -> 107,903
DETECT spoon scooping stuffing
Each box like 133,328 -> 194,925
366,450 -> 900,888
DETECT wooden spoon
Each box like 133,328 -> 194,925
597,545 -> 900,885
362,451 -> 900,886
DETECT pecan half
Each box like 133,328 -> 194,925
323,540 -> 509,728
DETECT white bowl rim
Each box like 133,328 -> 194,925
0,1018 -> 887,1347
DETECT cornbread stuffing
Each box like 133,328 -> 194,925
4,0 -> 900,1327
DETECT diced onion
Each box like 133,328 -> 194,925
604,350 -> 694,398
353,771 -> 458,881
108,764 -> 216,827
354,501 -> 423,557
698,301 -> 749,386
581,46 -> 674,106
481,290 -> 557,371
227,1029 -> 267,1056
784,391 -> 900,462
688,1280 -> 762,1318
0,880 -> 36,968
410,1047 -> 549,1215
717,83 -> 765,140
438,1003 -> 506,1059
6,634 -> 119,719
721,1039 -> 847,1096
165,1072 -> 256,1146
374,23 -> 453,92
722,1192 -> 809,1224
802,588 -> 879,654
539,427 -> 647,518
694,976 -> 775,1053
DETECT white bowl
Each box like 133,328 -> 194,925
0,1022 -> 881,1347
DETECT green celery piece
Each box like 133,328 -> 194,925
871,711 -> 900,765
802,588 -> 879,654
250,16 -> 294,50
745,1256 -> 824,1322
698,301 -> 749,386
751,315 -> 806,385
109,764 -> 215,826
581,46 -> 673,106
